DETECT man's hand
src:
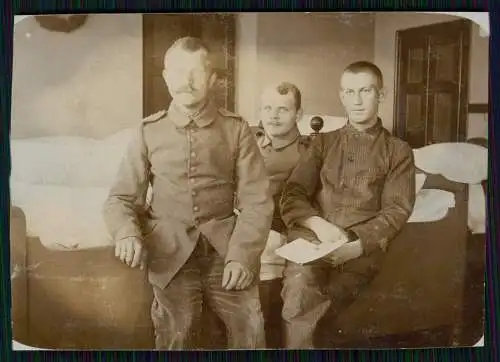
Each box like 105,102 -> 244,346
323,240 -> 364,267
301,216 -> 349,244
222,261 -> 254,291
115,236 -> 148,270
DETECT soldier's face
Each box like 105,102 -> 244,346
339,71 -> 383,126
163,49 -> 216,108
260,90 -> 302,137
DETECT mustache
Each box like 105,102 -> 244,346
177,89 -> 194,94
176,86 -> 197,93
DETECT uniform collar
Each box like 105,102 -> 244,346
168,99 -> 218,129
343,117 -> 383,137
257,121 -> 301,150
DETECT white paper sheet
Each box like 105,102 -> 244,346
275,238 -> 346,264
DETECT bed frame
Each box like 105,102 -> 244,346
10,118 -> 474,349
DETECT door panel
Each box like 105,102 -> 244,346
405,93 -> 426,147
426,30 -> 468,144
407,47 -> 427,84
431,92 -> 454,143
433,41 -> 460,83
397,33 -> 429,147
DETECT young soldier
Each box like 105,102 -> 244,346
103,37 -> 274,350
251,82 -> 311,348
279,61 -> 416,348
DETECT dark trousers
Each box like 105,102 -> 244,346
259,278 -> 284,349
150,236 -> 266,350
281,250 -> 385,349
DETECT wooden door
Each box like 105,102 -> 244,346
395,31 -> 429,148
142,14 -> 235,118
394,19 -> 471,148
198,14 -> 236,112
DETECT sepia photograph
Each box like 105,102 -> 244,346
9,12 -> 489,350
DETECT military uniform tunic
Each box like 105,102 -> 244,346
103,101 -> 274,289
251,123 -> 311,280
103,100 -> 273,349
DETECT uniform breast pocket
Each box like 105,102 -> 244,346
204,136 -> 236,177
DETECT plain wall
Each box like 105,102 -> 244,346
11,14 -> 143,140
235,12 -> 376,124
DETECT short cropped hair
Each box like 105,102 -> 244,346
163,36 -> 213,70
274,82 -> 302,110
343,61 -> 384,88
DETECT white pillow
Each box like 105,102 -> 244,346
413,143 -> 488,184
10,181 -> 113,250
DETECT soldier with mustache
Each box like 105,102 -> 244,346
251,82 -> 311,348
103,37 -> 273,350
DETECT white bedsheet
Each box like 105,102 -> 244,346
10,181 -> 113,250
408,189 -> 456,223
413,142 -> 487,184
413,142 -> 487,232
468,183 -> 486,234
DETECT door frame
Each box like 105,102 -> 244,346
393,19 -> 471,143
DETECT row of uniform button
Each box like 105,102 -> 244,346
188,126 -> 197,157
188,126 -> 200,221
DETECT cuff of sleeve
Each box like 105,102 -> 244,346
345,229 -> 359,242
225,252 -> 260,277
282,206 -> 321,229
349,225 -> 385,255
115,224 -> 143,241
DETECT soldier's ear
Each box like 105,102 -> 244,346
378,87 -> 387,103
162,68 -> 168,84
339,88 -> 348,107
208,71 -> 218,89
295,107 -> 304,122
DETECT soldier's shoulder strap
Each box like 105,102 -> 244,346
218,107 -> 243,121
